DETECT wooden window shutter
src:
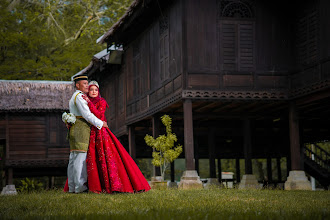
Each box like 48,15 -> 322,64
220,20 -> 255,72
220,21 -> 237,71
297,10 -> 318,65
238,22 -> 254,71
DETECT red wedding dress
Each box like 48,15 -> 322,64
64,97 -> 150,193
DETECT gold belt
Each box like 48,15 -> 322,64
76,116 -> 83,118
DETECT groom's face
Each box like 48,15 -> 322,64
76,80 -> 89,93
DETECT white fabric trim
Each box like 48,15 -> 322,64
69,90 -> 103,130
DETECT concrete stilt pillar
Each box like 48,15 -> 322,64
239,174 -> 261,189
285,103 -> 311,190
284,171 -> 311,190
178,170 -> 203,189
179,100 -> 203,189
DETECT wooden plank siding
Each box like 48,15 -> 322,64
185,0 -> 294,91
2,112 -> 69,163
107,0 -> 184,128
97,0 -> 330,137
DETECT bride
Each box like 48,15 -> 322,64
65,81 -> 150,193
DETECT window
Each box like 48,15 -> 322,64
218,0 -> 255,72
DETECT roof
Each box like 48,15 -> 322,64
0,80 -> 74,111
98,0 -> 141,44
98,0 -> 173,44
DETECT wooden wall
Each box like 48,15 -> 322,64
110,0 -> 184,127
185,0 -> 293,91
0,112 -> 69,165
291,0 -> 330,91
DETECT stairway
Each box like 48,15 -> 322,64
303,143 -> 330,189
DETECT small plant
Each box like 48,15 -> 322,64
144,115 -> 182,180
17,177 -> 43,193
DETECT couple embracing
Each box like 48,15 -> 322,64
64,74 -> 150,194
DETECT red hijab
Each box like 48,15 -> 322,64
87,84 -> 109,108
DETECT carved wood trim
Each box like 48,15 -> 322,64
182,89 -> 288,100
125,90 -> 182,125
5,159 -> 68,168
289,80 -> 330,98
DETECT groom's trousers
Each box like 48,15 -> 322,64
67,151 -> 88,193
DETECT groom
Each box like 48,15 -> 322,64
67,74 -> 108,193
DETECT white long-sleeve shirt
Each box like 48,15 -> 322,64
69,90 -> 103,130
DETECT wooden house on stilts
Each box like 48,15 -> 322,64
82,0 -> 329,189
0,80 -> 73,190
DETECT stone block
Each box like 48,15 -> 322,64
178,170 -> 203,189
285,170 -> 312,190
204,178 -> 221,189
1,185 -> 17,195
238,174 -> 261,189
168,182 -> 178,188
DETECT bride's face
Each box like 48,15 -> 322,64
89,85 -> 99,98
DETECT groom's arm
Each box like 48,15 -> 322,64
75,94 -> 104,130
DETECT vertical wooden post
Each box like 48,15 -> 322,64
218,158 -> 222,183
208,128 -> 216,178
236,158 -> 241,182
286,156 -> 291,176
170,161 -> 175,182
267,157 -> 272,183
5,113 -> 9,160
243,119 -> 252,174
7,168 -> 13,185
183,99 -> 195,170
128,125 -> 136,161
194,136 -> 199,174
289,102 -> 302,170
276,157 -> 282,182
152,115 -> 161,176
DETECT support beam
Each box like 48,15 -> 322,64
285,102 -> 311,190
194,137 -> 199,174
152,115 -> 161,176
289,102 -> 302,170
128,126 -> 136,161
7,168 -> 13,185
170,161 -> 175,182
5,113 -> 9,160
208,128 -> 216,178
218,158 -> 222,183
236,158 -> 241,183
183,99 -> 195,170
179,99 -> 203,189
276,157 -> 282,182
267,157 -> 272,183
239,119 -> 260,189
243,119 -> 252,174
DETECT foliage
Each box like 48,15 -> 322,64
0,0 -> 132,81
17,177 -> 44,193
0,189 -> 329,219
144,115 -> 182,180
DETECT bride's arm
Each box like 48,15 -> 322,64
87,99 -> 107,119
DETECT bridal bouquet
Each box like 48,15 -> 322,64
62,112 -> 76,125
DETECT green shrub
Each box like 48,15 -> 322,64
17,178 -> 43,193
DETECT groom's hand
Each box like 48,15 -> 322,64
102,121 -> 108,128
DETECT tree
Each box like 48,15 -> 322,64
144,115 -> 183,180
0,0 -> 132,80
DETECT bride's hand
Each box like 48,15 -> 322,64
82,94 -> 90,102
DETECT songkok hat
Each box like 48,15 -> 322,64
73,74 -> 88,82
89,80 -> 99,88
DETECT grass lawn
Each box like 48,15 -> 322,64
0,188 -> 329,219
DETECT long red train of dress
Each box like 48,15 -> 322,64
64,98 -> 150,193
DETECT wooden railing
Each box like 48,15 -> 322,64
303,143 -> 330,173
